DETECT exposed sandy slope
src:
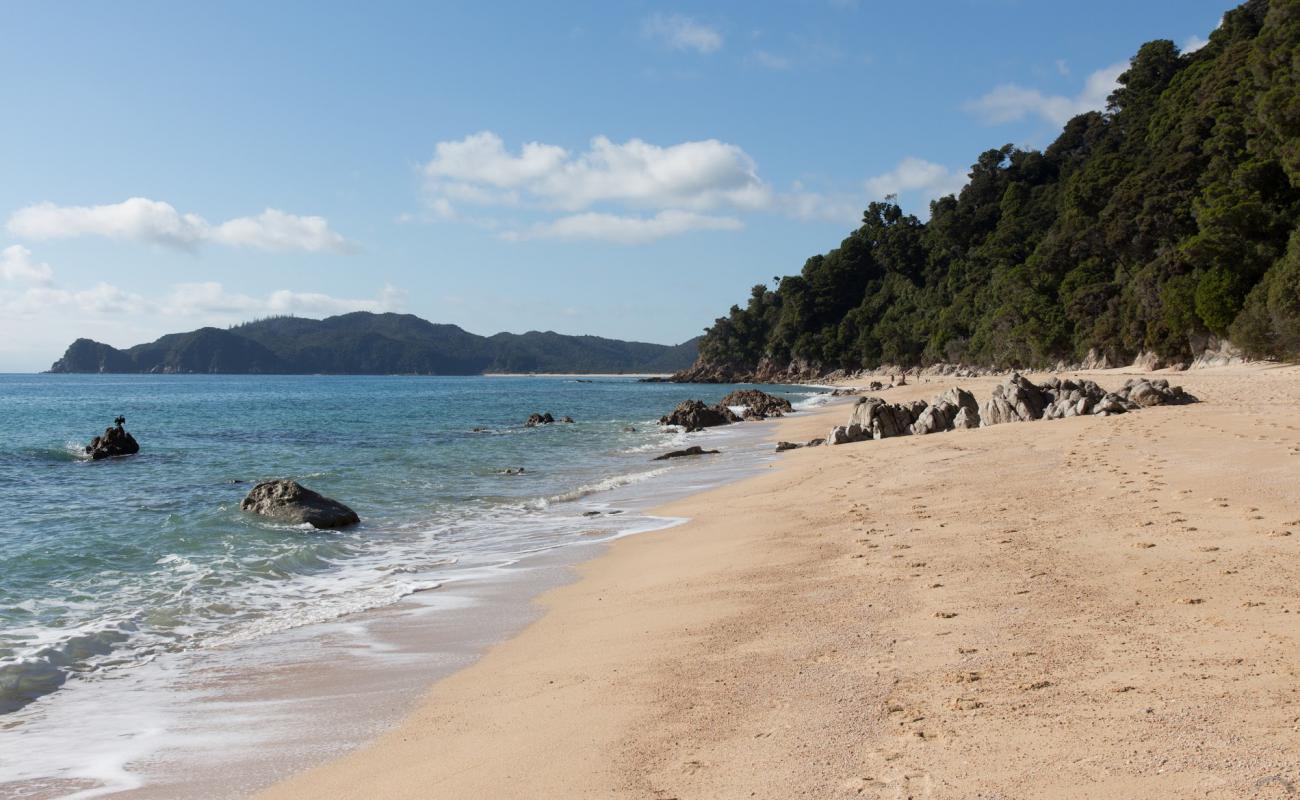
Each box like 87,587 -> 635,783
261,364 -> 1300,799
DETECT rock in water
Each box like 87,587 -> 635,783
653,445 -> 721,460
85,423 -> 140,460
659,400 -> 741,432
240,480 -> 360,528
525,412 -> 555,427
719,389 -> 794,420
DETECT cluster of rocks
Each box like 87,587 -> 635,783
720,389 -> 794,420
659,399 -> 742,432
525,412 -> 574,427
827,374 -> 1195,445
239,479 -> 360,529
84,420 -> 140,460
660,389 -> 795,432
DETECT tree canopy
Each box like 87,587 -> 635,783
689,0 -> 1299,379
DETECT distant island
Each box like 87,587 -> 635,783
47,312 -> 701,375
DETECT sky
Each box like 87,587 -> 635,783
0,1 -> 1227,371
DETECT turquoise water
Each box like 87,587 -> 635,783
0,374 -> 823,722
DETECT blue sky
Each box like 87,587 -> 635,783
0,1 -> 1225,371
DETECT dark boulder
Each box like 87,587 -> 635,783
720,389 -> 794,420
85,423 -> 140,460
653,445 -> 721,460
239,479 -> 360,529
659,400 -> 741,432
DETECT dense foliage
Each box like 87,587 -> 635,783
692,0 -> 1299,378
49,312 -> 700,375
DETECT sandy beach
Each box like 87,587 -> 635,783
261,364 -> 1300,799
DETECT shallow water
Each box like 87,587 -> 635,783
0,374 -> 828,796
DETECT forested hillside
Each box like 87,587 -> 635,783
681,0 -> 1299,381
48,312 -> 699,375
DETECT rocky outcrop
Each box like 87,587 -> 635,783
239,479 -> 360,528
653,445 -> 721,460
830,397 -> 923,444
84,420 -> 140,460
979,373 -> 1049,426
525,413 -> 574,427
1187,336 -> 1245,369
720,389 -> 794,420
659,400 -> 742,432
827,374 -> 1196,445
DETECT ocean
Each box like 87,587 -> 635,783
0,374 -> 828,798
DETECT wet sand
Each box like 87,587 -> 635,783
261,364 -> 1300,799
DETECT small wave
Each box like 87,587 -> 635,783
792,392 -> 832,410
542,467 -> 674,505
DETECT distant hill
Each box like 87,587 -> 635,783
47,312 -> 699,375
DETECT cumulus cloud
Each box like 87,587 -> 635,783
424,132 -> 770,214
642,13 -> 722,54
422,131 -> 881,241
1182,35 -> 1209,53
964,61 -> 1127,127
865,157 -> 968,204
0,246 -> 397,322
503,210 -> 743,244
2,282 -> 147,316
0,245 -> 54,284
161,282 -> 404,317
7,197 -> 353,253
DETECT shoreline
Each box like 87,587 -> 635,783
0,383 -> 835,799
260,364 -> 1300,798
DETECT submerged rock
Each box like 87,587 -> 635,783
653,445 -> 721,460
659,400 -> 741,432
84,419 -> 140,460
239,479 -> 360,529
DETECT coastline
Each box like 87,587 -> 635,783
0,381 -> 836,800
259,364 -> 1300,799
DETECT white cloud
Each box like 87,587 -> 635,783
0,246 -> 397,321
865,157 -> 967,203
162,282 -> 404,317
0,245 -> 54,284
2,282 -> 147,316
504,210 -> 743,245
1054,59 -> 1070,77
424,131 -> 770,214
7,197 -> 353,253
964,61 -> 1127,127
642,13 -> 722,54
422,131 -> 879,241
